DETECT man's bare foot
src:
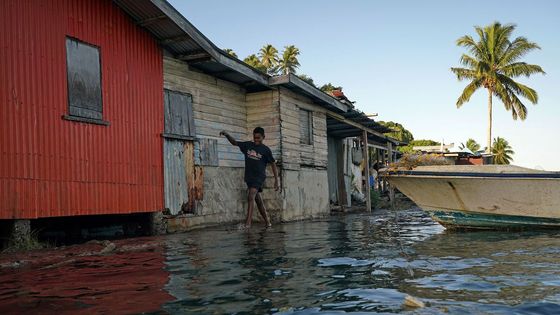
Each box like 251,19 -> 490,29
237,223 -> 250,230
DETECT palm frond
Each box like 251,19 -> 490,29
501,62 -> 545,77
494,23 -> 516,57
456,78 -> 483,108
456,35 -> 486,61
506,88 -> 529,120
450,67 -> 477,80
459,54 -> 478,69
498,74 -> 539,104
498,37 -> 541,66
493,82 -> 513,111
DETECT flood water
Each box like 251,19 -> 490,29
2,209 -> 560,314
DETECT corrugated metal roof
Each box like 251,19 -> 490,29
270,74 -> 349,113
113,0 -> 270,91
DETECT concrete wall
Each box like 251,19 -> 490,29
280,168 -> 329,221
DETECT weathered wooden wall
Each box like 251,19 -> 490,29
246,91 -> 281,160
163,57 -> 248,168
162,60 -> 331,226
278,87 -> 328,170
163,57 -> 252,219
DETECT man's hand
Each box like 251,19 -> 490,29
220,131 -> 237,146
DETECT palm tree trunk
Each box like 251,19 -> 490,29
487,89 -> 493,154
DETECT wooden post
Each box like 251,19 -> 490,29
387,141 -> 395,208
336,139 -> 348,207
363,131 -> 371,212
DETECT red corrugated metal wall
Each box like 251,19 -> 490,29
0,0 -> 164,219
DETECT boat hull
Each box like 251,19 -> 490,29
385,166 -> 560,230
427,210 -> 560,230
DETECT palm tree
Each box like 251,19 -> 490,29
243,54 -> 267,73
378,121 -> 414,143
278,45 -> 300,75
451,22 -> 545,153
258,44 -> 279,74
320,83 -> 342,92
223,48 -> 237,58
459,138 -> 481,153
492,137 -> 514,164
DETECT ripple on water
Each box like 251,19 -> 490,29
410,273 -> 502,292
317,257 -> 376,267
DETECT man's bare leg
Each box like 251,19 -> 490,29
245,188 -> 258,227
255,193 -> 272,227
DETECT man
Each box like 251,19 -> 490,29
220,127 -> 279,228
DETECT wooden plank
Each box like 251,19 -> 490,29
363,130 -> 371,212
184,141 -> 196,213
199,138 -> 219,166
335,138 -> 348,206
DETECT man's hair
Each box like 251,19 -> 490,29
253,127 -> 265,137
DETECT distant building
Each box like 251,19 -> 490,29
413,144 -> 493,165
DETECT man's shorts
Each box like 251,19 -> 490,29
246,181 -> 263,193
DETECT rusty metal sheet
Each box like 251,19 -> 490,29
164,140 -> 188,215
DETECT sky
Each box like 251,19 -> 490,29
169,0 -> 560,170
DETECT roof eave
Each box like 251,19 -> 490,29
269,74 -> 348,113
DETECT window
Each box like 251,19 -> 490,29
163,89 -> 195,139
299,108 -> 313,145
65,37 -> 104,122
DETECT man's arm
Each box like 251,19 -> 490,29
219,130 -> 237,146
270,162 -> 280,191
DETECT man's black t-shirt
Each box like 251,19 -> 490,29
238,141 -> 275,185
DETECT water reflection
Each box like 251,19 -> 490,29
0,238 -> 173,314
2,210 -> 560,314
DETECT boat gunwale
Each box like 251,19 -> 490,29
385,170 -> 560,179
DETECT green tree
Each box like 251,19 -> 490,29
320,83 -> 342,92
279,45 -> 301,74
451,22 -> 545,153
223,48 -> 237,58
258,44 -> 279,74
459,138 -> 481,153
378,121 -> 414,143
243,54 -> 267,73
298,74 -> 316,87
492,137 -> 514,164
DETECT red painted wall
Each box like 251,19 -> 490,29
0,0 -> 164,219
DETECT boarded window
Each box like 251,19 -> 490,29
299,109 -> 313,145
164,89 -> 195,138
66,37 -> 103,120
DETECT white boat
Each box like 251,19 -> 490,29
384,165 -> 560,229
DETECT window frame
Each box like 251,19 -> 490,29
299,108 -> 313,145
62,36 -> 109,126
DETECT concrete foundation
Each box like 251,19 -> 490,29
164,166 -> 330,233
7,219 -> 32,246
150,211 -> 167,235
